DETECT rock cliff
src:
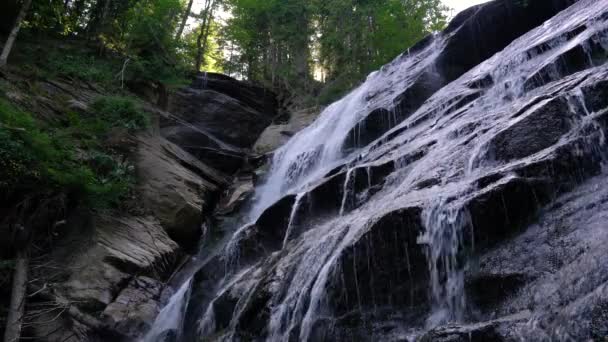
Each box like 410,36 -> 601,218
147,0 -> 608,341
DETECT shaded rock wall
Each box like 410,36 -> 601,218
0,66 -> 276,341
162,73 -> 278,174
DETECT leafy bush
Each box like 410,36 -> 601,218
90,95 -> 149,131
0,98 -> 138,208
46,51 -> 118,86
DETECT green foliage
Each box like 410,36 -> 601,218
105,0 -> 190,86
312,0 -> 448,101
220,0 -> 448,103
90,95 -> 149,131
11,0 -> 448,106
44,49 -> 120,86
180,20 -> 224,73
0,97 -> 139,207
18,0 -> 189,87
221,0 -> 311,87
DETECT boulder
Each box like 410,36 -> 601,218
164,88 -> 273,150
60,214 -> 179,310
136,135 -> 226,250
102,276 -> 164,338
254,106 -> 321,154
214,174 -> 255,216
191,72 -> 277,116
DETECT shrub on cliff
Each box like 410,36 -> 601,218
0,97 -> 142,208
90,95 -> 149,132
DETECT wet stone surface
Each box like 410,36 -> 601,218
145,0 -> 608,341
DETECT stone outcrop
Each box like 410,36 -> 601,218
136,134 -> 227,250
28,213 -> 178,342
178,1 -> 608,341
253,106 -> 321,154
0,65 -> 276,341
162,73 -> 278,173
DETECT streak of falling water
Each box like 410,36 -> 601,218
198,265 -> 256,337
141,279 -> 192,342
417,204 -> 472,328
249,85 -> 370,219
283,193 -> 306,248
339,169 -> 355,216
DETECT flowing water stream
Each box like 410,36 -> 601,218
144,0 -> 608,340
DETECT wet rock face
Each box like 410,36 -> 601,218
325,208 -> 427,317
484,97 -> 573,162
436,0 -> 578,81
176,0 -> 608,341
343,0 -> 578,152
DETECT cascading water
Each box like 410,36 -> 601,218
339,169 -> 355,216
142,279 -> 192,342
143,1 -> 608,341
249,36 -> 445,219
418,205 -> 472,328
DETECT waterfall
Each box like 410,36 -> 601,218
144,1 -> 608,340
418,205 -> 472,327
141,279 -> 192,342
249,36 -> 445,220
249,84 -> 370,219
339,169 -> 355,216
283,192 -> 306,248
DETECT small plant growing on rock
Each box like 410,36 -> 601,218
90,95 -> 149,132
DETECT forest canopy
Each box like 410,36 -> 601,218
0,0 -> 449,103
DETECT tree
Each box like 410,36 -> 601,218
312,0 -> 448,102
0,0 -> 34,69
220,0 -> 312,91
3,240 -> 28,342
218,0 -> 447,103
195,0 -> 219,71
175,0 -> 195,39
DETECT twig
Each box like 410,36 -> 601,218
27,283 -> 47,297
0,123 -> 26,132
22,307 -> 67,326
115,58 -> 130,89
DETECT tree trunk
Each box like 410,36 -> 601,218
199,11 -> 214,68
195,0 -> 215,72
100,0 -> 112,31
175,0 -> 195,40
0,0 -> 34,69
3,248 -> 29,342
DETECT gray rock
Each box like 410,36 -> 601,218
254,106 -> 321,154
102,276 -> 164,338
164,89 -> 273,150
136,134 -> 226,250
